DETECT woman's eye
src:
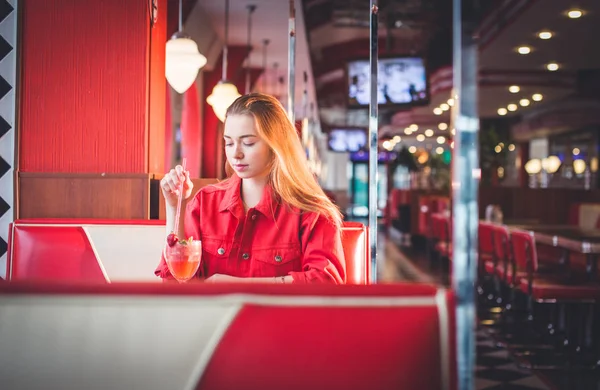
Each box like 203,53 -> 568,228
225,143 -> 233,147
244,143 -> 255,147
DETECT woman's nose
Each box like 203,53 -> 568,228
233,144 -> 244,159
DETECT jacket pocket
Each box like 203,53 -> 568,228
201,238 -> 234,275
252,246 -> 301,277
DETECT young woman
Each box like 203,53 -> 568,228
155,93 -> 346,284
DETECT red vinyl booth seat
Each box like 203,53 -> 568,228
0,282 -> 457,390
6,219 -> 371,284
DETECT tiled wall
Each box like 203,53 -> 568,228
0,0 -> 16,279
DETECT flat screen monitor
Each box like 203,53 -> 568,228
347,57 -> 429,107
328,128 -> 367,153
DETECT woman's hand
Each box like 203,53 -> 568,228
161,165 -> 194,208
204,274 -> 240,283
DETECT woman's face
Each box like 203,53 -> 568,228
224,114 -> 273,180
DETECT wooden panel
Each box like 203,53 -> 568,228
18,173 -> 151,219
150,176 -> 220,220
479,187 -> 600,225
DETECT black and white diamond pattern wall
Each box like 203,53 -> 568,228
0,0 -> 16,279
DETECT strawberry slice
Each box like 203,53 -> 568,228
166,233 -> 178,247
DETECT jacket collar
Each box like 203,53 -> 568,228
218,174 -> 279,220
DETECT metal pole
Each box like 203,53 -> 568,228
222,0 -> 229,81
451,0 -> 480,388
368,1 -> 379,284
287,0 -> 296,122
245,5 -> 256,95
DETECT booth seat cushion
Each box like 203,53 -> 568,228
519,277 -> 600,301
0,282 -> 456,390
7,219 -> 166,282
7,219 -> 371,284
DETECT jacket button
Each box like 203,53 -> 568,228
217,247 -> 225,255
242,253 -> 250,260
274,255 -> 282,263
251,214 -> 257,220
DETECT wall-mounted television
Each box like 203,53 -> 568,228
328,128 -> 367,153
347,57 -> 429,107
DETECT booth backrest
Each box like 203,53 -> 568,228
568,203 -> 600,229
0,282 -> 456,390
6,219 -> 370,284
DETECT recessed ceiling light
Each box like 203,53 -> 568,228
440,103 -> 450,111
519,99 -> 530,107
433,107 -> 443,115
498,108 -> 508,116
416,134 -> 425,142
507,104 -> 518,112
532,93 -> 543,101
517,46 -> 531,54
438,123 -> 448,130
409,146 -> 417,153
567,9 -> 583,19
538,31 -> 553,39
404,128 -> 412,135
409,124 -> 418,131
424,129 -> 434,137
435,147 -> 444,155
436,136 -> 446,144
508,85 -> 520,93
508,144 -> 515,152
546,63 -> 559,71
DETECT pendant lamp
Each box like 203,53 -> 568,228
165,0 -> 207,94
207,0 -> 242,122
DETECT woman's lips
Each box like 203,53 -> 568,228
233,164 -> 248,172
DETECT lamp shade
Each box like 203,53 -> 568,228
206,80 -> 241,122
165,33 -> 207,94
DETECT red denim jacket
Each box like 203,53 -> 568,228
155,175 -> 346,283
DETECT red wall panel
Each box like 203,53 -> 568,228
19,0 -> 150,173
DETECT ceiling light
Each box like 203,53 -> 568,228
436,136 -> 445,144
440,103 -> 450,111
507,104 -> 518,112
404,128 -> 412,135
538,31 -> 553,40
438,123 -> 448,131
573,159 -> 586,175
206,0 -> 242,122
508,144 -> 515,152
207,81 -> 242,122
573,147 -> 580,156
447,98 -> 454,106
567,9 -> 583,19
424,129 -> 434,137
382,141 -> 393,151
435,147 -> 444,155
519,99 -> 530,107
532,93 -> 543,101
517,46 -> 531,55
392,135 -> 401,143
409,124 -> 418,131
433,108 -> 443,115
546,63 -> 559,71
416,134 -> 425,142
508,85 -> 520,93
495,145 -> 502,153
498,108 -> 508,116
409,146 -> 417,153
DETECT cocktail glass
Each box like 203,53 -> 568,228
165,240 -> 202,283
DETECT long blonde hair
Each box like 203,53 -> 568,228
224,93 -> 342,227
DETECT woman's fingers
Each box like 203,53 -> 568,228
183,171 -> 193,190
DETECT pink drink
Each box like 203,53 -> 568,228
165,240 -> 202,283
